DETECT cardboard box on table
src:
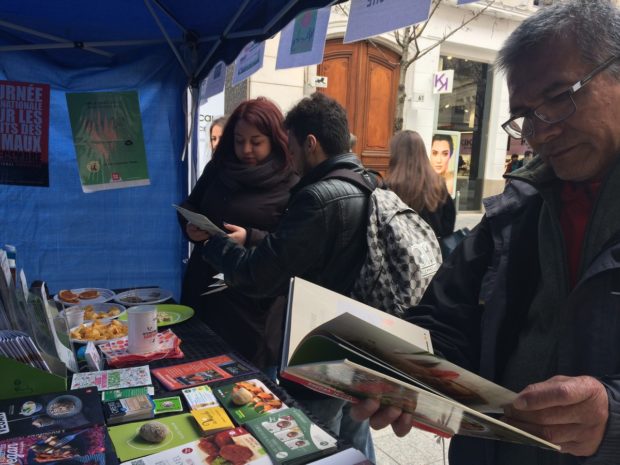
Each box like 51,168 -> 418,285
0,353 -> 67,400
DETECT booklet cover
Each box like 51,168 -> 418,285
107,413 -> 201,461
182,385 -> 219,411
244,408 -> 337,465
280,278 -> 560,451
214,379 -> 287,425
71,365 -> 151,391
190,407 -> 235,435
0,388 -> 104,439
151,354 -> 255,391
0,425 -> 106,464
120,427 -> 272,465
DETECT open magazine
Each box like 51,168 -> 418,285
279,278 -> 560,451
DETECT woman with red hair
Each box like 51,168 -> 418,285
178,97 -> 298,372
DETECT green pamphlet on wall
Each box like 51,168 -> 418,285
66,91 -> 149,193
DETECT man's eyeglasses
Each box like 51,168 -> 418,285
502,55 -> 620,139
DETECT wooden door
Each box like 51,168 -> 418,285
318,40 -> 400,175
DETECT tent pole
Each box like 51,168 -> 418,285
227,0 -> 339,39
144,0 -> 191,78
228,0 -> 300,39
195,0 -> 254,78
0,19 -> 113,57
151,0 -> 189,34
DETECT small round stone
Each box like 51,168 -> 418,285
139,421 -> 170,443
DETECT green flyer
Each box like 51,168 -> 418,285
66,90 -> 150,193
107,413 -> 201,461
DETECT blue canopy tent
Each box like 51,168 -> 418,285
0,0 -> 342,299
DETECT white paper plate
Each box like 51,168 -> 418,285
53,288 -> 116,306
69,320 -> 128,345
60,302 -> 127,322
113,288 -> 173,306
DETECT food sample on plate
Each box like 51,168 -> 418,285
83,305 -> 122,321
78,289 -> 100,300
157,311 -> 172,324
58,289 -> 80,304
70,319 -> 128,342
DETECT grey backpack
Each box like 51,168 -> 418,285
327,170 -> 442,316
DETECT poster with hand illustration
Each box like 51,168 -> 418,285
431,130 -> 460,198
66,91 -> 149,193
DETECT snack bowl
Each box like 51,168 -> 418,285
69,319 -> 129,345
62,303 -> 126,323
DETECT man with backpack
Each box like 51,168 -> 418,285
201,92 -> 375,458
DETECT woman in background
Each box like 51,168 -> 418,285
209,116 -> 226,152
178,98 -> 299,373
386,130 -> 455,239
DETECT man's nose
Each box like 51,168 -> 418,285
527,118 -> 563,146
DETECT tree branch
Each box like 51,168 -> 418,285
415,0 -> 496,62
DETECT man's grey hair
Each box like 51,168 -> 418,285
496,0 -> 620,80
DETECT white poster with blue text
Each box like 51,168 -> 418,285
232,41 -> 265,86
344,0 -> 432,44
203,61 -> 226,100
276,7 -> 331,70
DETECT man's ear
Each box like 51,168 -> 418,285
306,134 -> 318,153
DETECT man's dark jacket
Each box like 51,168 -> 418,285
202,152 -> 369,304
407,156 -> 620,464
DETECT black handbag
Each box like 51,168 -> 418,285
440,227 -> 470,259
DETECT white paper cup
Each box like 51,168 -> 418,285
127,305 -> 158,354
64,307 -> 85,329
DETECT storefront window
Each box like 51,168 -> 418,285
436,56 -> 489,211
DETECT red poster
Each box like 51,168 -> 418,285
0,80 -> 50,187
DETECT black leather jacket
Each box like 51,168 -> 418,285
202,153 -> 370,298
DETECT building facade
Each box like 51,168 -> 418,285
226,0 -> 544,211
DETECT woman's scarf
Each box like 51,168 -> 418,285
218,155 -> 293,191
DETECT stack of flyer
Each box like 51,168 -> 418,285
102,394 -> 155,425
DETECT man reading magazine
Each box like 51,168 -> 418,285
352,1 -> 620,464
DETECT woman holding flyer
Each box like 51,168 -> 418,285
177,97 -> 298,373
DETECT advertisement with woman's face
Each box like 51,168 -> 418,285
431,130 -> 460,197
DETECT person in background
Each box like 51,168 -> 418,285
350,1 -> 620,464
431,133 -> 456,196
199,92 -> 376,461
505,153 -> 523,174
522,149 -> 534,166
178,97 -> 298,375
349,132 -> 358,153
209,116 -> 226,152
385,130 -> 455,239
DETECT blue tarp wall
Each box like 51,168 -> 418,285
0,49 -> 187,298
0,0 -> 344,299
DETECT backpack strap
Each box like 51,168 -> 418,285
323,168 -> 378,194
